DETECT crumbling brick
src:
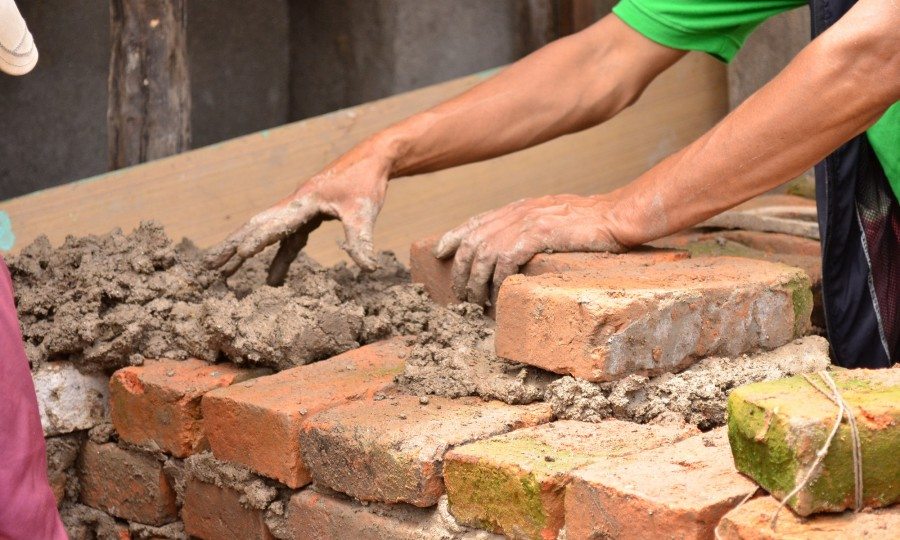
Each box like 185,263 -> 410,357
201,339 -> 409,488
728,368 -> 899,515
409,233 -> 687,308
110,359 -> 267,457
565,428 -> 757,540
33,362 -> 108,436
495,257 -> 812,382
301,395 -> 552,507
77,441 -> 177,526
715,495 -> 900,539
444,420 -> 691,539
286,490 -> 499,540
182,479 -> 274,540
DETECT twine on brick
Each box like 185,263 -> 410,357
769,370 -> 863,530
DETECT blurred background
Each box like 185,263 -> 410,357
0,0 -> 808,201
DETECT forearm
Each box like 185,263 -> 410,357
607,0 -> 900,246
362,15 -> 684,178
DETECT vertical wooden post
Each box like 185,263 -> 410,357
108,0 -> 190,170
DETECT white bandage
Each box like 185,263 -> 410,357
0,0 -> 38,76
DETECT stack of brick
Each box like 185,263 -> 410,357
44,209 -> 897,539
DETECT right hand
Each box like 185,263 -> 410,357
206,145 -> 392,285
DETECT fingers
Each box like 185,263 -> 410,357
491,246 -> 538,294
451,239 -> 478,300
465,248 -> 497,306
205,222 -> 254,269
338,204 -> 379,271
266,216 -> 323,286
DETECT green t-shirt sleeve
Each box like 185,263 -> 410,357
612,0 -> 807,62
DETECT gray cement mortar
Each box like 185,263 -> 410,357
546,336 -> 831,430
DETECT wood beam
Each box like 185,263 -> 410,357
108,0 -> 190,169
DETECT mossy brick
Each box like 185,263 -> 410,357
201,339 -> 409,488
565,428 -> 757,540
77,441 -> 177,526
727,368 -> 900,515
410,233 -> 687,310
182,479 -> 274,540
495,257 -> 812,382
443,420 -> 692,539
715,495 -> 900,539
110,359 -> 268,457
300,396 -> 552,507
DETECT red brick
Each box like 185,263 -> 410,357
77,441 -> 177,526
286,490 -> 494,540
300,396 -> 552,507
410,234 -> 687,309
110,359 -> 267,457
652,229 -> 824,327
445,420 -> 692,540
182,479 -> 274,540
201,339 -> 409,488
566,428 -> 757,540
715,495 -> 900,539
495,257 -> 812,382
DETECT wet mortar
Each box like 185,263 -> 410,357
14,223 -> 829,434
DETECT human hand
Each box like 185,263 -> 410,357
206,145 -> 392,285
434,194 -> 626,305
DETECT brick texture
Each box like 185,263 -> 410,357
201,339 -> 409,488
652,228 -> 824,327
565,428 -> 757,540
286,490 -> 500,540
715,496 -> 900,539
301,396 -> 553,507
182,479 -> 274,540
34,362 -> 109,436
110,359 -> 267,457
444,420 -> 692,540
410,233 -> 687,309
495,257 -> 812,382
728,368 -> 899,515
77,441 -> 177,526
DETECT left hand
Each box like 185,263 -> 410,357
434,194 -> 626,305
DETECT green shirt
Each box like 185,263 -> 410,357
613,0 -> 900,202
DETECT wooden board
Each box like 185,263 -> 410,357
0,52 -> 727,266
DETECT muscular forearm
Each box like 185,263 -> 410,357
607,0 -> 900,246
364,15 -> 685,178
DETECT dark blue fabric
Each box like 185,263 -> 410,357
810,0 -> 894,367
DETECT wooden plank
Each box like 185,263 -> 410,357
0,52 -> 727,266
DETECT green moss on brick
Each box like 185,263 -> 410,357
727,370 -> 900,515
444,458 -> 546,538
784,275 -> 813,337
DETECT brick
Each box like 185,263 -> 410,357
110,359 -> 267,457
715,495 -> 900,539
182,479 -> 274,540
201,339 -> 409,488
565,428 -> 757,540
652,229 -> 824,327
33,362 -> 109,436
728,368 -> 899,516
700,195 -> 819,239
77,441 -> 177,526
444,420 -> 691,539
286,490 -> 499,540
410,233 -> 687,308
495,257 -> 812,382
301,395 -> 552,507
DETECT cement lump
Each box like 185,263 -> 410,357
33,362 -> 109,436
546,336 -> 831,430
